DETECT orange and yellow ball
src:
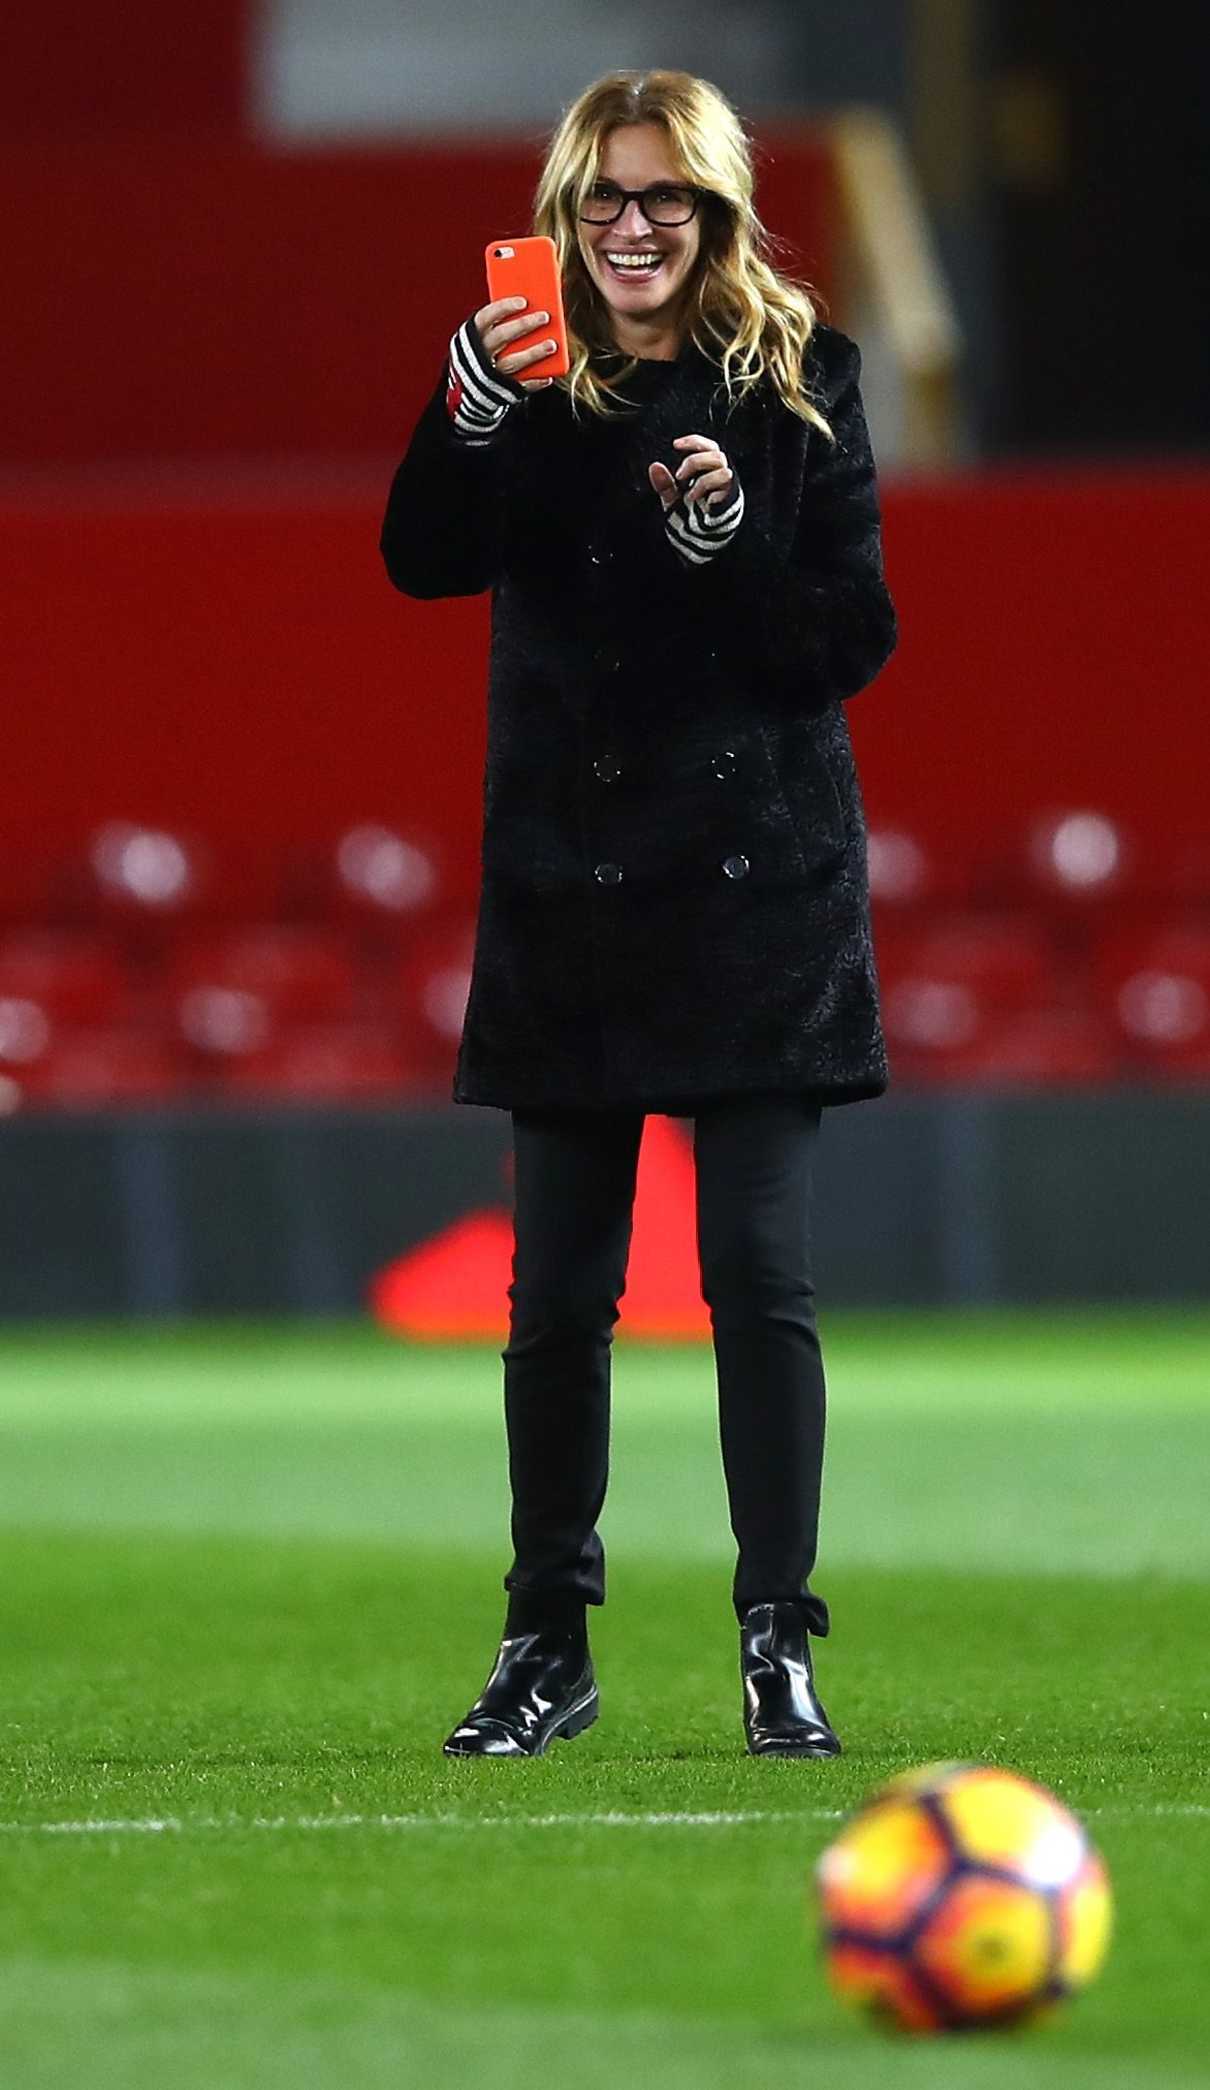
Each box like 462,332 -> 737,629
814,1761 -> 1113,2034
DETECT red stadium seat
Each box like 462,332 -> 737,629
973,806 -> 1171,920
174,983 -> 275,1073
865,824 -> 978,913
51,824 -> 286,937
334,823 -> 445,916
281,822 -> 451,938
165,925 -> 361,1023
221,1021 -> 431,1100
1035,809 -> 1130,896
875,910 -> 1066,1013
78,821 -> 208,916
1020,808 -> 1136,904
889,1006 -> 1122,1086
392,907 -> 476,1069
1090,915 -> 1210,1078
0,949 -> 183,1105
1092,914 -> 1210,998
866,825 -> 933,906
877,907 -> 1121,1084
0,930 -> 131,1026
15,1027 -> 188,1107
0,992 -> 53,1077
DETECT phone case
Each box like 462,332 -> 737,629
484,235 -> 569,382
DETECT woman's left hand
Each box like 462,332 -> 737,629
649,433 -> 736,514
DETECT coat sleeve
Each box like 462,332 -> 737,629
379,350 -> 524,600
665,330 -> 897,707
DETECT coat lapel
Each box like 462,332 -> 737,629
608,346 -> 742,498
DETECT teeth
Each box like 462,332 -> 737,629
606,253 -> 663,269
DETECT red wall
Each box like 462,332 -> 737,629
867,463 -> 1208,886
0,133 -> 835,467
0,0 -> 247,133
3,464 -> 1207,915
3,89 -> 1200,913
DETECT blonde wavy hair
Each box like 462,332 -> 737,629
530,68 -> 834,439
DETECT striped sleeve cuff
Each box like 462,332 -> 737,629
664,475 -> 746,566
445,318 -> 528,445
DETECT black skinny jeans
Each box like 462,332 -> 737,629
500,1092 -> 831,1637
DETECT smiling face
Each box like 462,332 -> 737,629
577,122 -> 704,359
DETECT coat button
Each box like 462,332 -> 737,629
589,545 -> 613,566
594,861 -> 623,884
593,646 -> 622,673
711,748 -> 737,779
722,854 -> 750,879
593,755 -> 621,783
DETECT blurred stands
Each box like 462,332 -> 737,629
1,802 -> 1208,1110
2,3 -> 1208,1115
871,802 -> 1210,1085
0,824 -> 474,1110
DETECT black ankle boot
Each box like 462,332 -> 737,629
442,1623 -> 598,1758
739,1600 -> 842,1757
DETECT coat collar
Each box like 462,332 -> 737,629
583,341 -> 761,494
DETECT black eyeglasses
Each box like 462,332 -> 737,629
579,180 -> 704,227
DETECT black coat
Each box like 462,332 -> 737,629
381,321 -> 898,1114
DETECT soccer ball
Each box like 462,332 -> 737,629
813,1761 -> 1113,2034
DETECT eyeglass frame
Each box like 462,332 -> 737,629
577,180 -> 708,226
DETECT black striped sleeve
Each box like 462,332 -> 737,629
445,319 -> 528,445
664,473 -> 746,567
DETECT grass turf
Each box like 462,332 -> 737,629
0,1312 -> 1207,2087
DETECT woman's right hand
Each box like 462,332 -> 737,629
473,297 -> 557,391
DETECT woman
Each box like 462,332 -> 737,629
381,69 -> 897,1760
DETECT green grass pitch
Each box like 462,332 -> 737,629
0,1309 -> 1208,2088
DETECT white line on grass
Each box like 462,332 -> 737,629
0,1808 -> 842,1838
0,1802 -> 1208,1839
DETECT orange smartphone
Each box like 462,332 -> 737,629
484,234 -> 569,382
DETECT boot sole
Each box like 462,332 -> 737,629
745,1733 -> 842,1758
539,1685 -> 599,1754
443,1685 -> 599,1758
